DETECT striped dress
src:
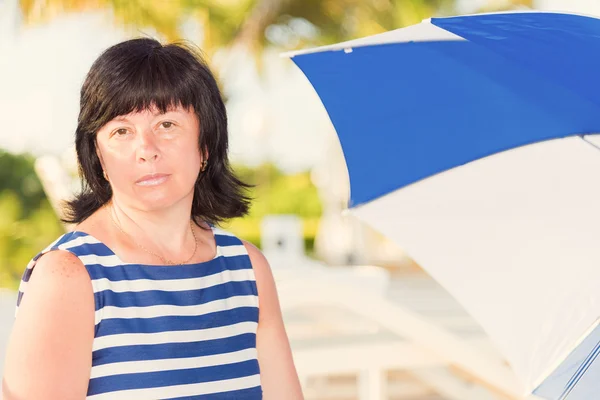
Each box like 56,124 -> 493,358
15,226 -> 262,399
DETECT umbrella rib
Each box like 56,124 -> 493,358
558,339 -> 600,400
578,135 -> 600,153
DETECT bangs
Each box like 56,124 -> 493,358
82,41 -> 206,133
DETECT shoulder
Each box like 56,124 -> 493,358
22,249 -> 92,310
34,249 -> 88,279
213,228 -> 273,286
18,233 -> 94,314
241,240 -> 269,270
241,240 -> 275,286
241,240 -> 281,315
14,248 -> 95,345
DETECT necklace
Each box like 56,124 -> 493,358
109,206 -> 198,265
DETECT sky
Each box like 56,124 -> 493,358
2,0 -> 600,172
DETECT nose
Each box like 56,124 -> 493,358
136,130 -> 160,164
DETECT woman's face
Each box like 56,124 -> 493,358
95,105 -> 203,211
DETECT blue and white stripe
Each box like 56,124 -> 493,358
15,226 -> 262,399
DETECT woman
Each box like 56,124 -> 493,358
2,38 -> 303,399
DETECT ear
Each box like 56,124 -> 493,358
200,147 -> 209,164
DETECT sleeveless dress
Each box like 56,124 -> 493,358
15,225 -> 262,399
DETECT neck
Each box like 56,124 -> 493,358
108,197 -> 196,261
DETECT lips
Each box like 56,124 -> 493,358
135,173 -> 170,186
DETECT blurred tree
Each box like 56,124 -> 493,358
19,0 -> 534,56
0,150 -> 47,217
0,152 -> 64,289
225,163 -> 321,251
475,0 -> 534,13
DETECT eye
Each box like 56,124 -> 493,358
112,128 -> 130,137
160,121 -> 174,129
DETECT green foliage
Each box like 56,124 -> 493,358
235,163 -> 322,217
0,151 -> 64,289
0,150 -> 47,217
0,195 -> 64,290
223,163 -> 322,251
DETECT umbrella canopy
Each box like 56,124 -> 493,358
286,11 -> 600,400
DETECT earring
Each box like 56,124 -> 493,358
201,160 -> 208,172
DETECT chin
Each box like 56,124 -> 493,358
132,189 -> 192,212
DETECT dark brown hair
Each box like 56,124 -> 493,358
63,38 -> 251,225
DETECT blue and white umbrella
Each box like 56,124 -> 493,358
286,11 -> 600,400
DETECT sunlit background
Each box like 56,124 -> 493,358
1,0 -> 598,399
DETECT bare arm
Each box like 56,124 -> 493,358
2,251 -> 95,400
243,241 -> 304,400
